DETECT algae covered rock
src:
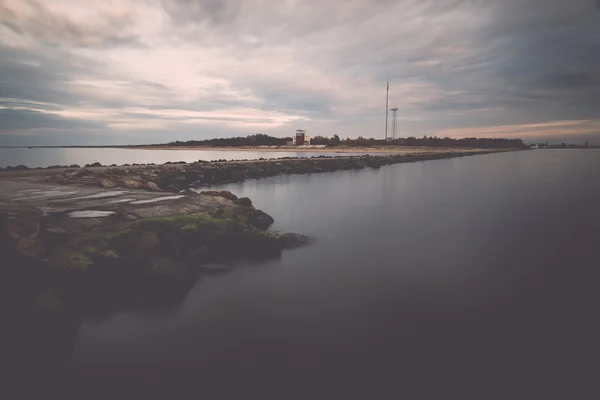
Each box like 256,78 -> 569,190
1,189 -> 307,286
200,190 -> 238,200
233,197 -> 252,207
220,204 -> 274,230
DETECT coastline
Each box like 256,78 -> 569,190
123,145 -> 489,154
0,147 -> 521,375
1,149 -> 522,190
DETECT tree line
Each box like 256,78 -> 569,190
312,135 -> 527,149
161,134 -> 527,149
164,134 -> 290,147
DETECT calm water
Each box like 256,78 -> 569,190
11,150 -> 600,398
0,147 -> 367,168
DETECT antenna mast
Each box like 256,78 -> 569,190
385,82 -> 389,141
390,108 -> 398,141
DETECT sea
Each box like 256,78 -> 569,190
0,147 -> 369,168
2,149 -> 599,399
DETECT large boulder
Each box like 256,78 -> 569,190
123,179 -> 143,189
200,190 -> 238,201
147,182 -> 162,192
222,206 -> 274,230
100,179 -> 117,188
280,233 -> 310,248
233,197 -> 252,207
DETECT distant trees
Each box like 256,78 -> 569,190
335,136 -> 527,149
165,134 -> 291,147
305,134 -> 343,146
161,133 -> 528,149
310,135 -> 330,145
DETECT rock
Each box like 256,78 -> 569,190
6,165 -> 29,171
123,179 -> 143,189
126,230 -> 159,251
68,164 -> 80,168
64,168 -> 90,178
200,190 -> 238,200
217,190 -> 238,200
246,209 -> 274,230
233,197 -> 253,207
147,182 -> 162,192
46,228 -> 67,234
84,162 -> 103,168
280,233 -> 310,248
100,179 -> 117,188
184,246 -> 210,263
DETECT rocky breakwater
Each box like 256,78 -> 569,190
2,189 -> 307,277
0,183 -> 309,382
1,185 -> 308,317
37,151 -> 505,193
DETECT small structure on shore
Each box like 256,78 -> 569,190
292,130 -> 310,146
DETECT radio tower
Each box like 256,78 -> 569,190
385,82 -> 389,140
390,108 -> 398,141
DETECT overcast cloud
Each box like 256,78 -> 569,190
1,0 -> 599,145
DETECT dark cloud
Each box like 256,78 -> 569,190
0,0 -> 141,48
0,47 -> 81,107
162,0 -> 233,25
0,109 -> 105,132
0,0 -> 599,144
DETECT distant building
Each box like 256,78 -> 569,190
293,130 -> 310,145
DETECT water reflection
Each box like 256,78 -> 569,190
0,147 -> 374,168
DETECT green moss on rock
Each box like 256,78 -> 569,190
180,223 -> 198,231
99,249 -> 120,259
102,228 -> 131,239
51,251 -> 93,270
137,213 -> 230,229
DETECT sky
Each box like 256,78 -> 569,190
1,0 -> 599,145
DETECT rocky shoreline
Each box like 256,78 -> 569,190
1,149 -> 517,193
0,150 -> 516,318
0,149 -> 518,383
1,186 -> 308,318
1,187 -> 310,383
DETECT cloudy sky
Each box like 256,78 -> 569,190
1,0 -> 599,145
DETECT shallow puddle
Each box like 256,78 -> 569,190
68,191 -> 128,200
108,198 -> 136,204
129,195 -> 185,204
69,210 -> 115,218
14,190 -> 80,201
